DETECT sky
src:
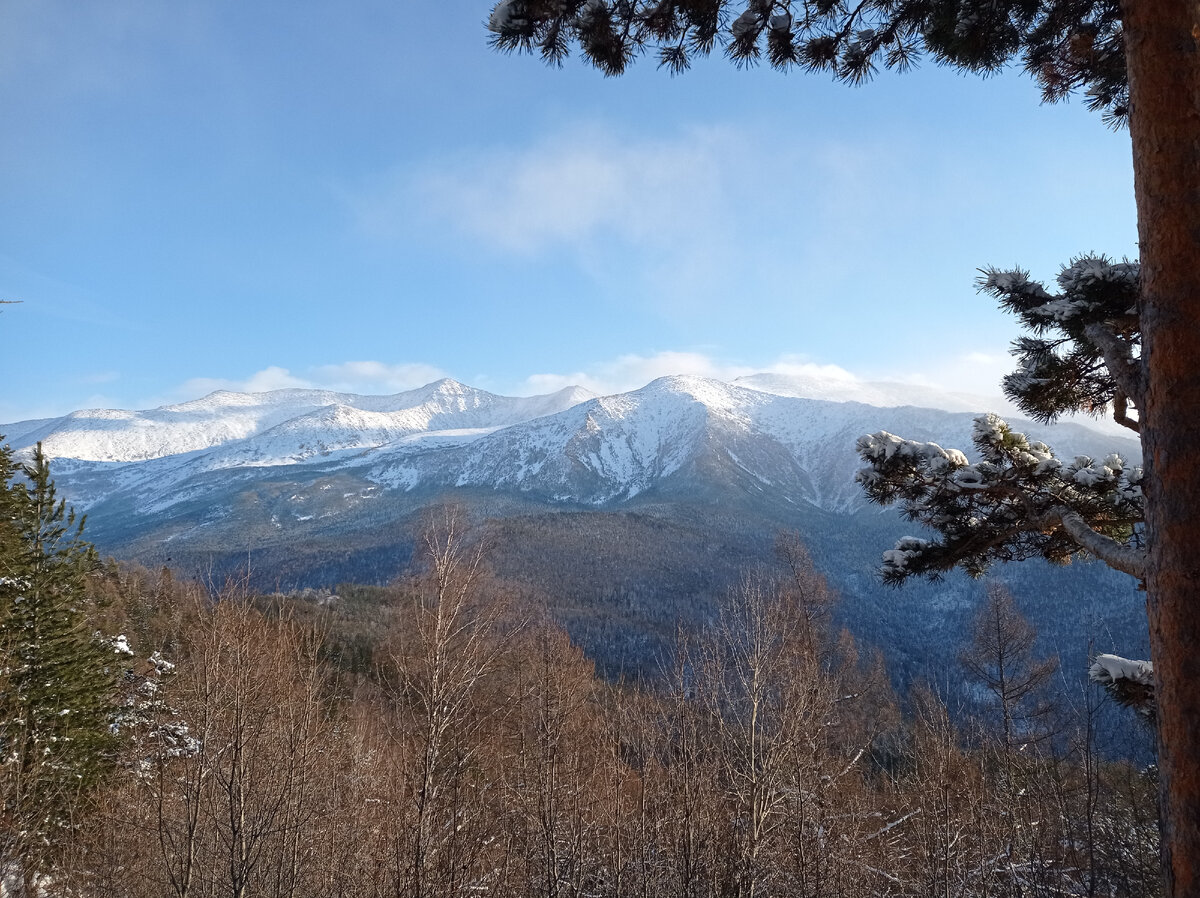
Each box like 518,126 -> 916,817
1,0 -> 1138,423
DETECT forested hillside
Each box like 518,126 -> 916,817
15,518 -> 1159,897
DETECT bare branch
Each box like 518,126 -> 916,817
1111,389 -> 1141,433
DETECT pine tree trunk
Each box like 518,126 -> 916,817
1121,0 -> 1200,893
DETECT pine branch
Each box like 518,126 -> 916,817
1111,390 -> 1141,434
486,0 -> 1132,119
1042,506 -> 1147,579
1083,321 -> 1145,409
859,415 -> 1145,585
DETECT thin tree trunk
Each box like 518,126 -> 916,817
1122,0 -> 1200,892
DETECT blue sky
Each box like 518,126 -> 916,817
1,0 -> 1137,423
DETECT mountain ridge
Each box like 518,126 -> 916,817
3,373 -> 1139,518
2,372 -> 1147,685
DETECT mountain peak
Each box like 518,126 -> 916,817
637,374 -> 755,413
425,377 -> 472,395
545,384 -> 597,404
2,373 -> 1136,479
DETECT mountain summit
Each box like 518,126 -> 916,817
2,373 -> 1137,525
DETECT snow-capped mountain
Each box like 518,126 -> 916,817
2,375 -> 1146,683
2,373 -> 1139,530
6,379 -> 594,465
363,375 -> 1132,512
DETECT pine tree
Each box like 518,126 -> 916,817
488,6 -> 1200,893
0,440 -> 117,888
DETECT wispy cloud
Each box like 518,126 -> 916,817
404,124 -> 732,257
176,366 -> 313,398
154,354 -> 860,409
311,361 -> 448,393
162,351 -> 1009,408
350,121 -> 961,328
355,124 -> 729,254
164,361 -> 449,405
518,351 -> 859,397
880,350 -> 1015,399
348,123 -> 828,312
512,347 -> 1091,421
0,349 -> 1080,429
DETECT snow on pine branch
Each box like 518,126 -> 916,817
1089,653 -> 1155,720
1089,653 -> 1152,687
981,255 -> 1142,427
856,414 -> 1145,585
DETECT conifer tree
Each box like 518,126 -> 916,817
0,440 -> 117,887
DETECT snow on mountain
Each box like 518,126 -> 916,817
364,375 -> 1138,512
732,372 -> 1013,415
4,380 -> 595,465
1,374 -> 1138,521
370,375 -> 748,501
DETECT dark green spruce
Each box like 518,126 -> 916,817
0,439 -> 117,882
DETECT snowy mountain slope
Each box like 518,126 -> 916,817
360,375 -> 1139,512
2,374 -> 1139,529
732,372 -> 1011,414
369,376 -> 750,502
5,379 -> 593,464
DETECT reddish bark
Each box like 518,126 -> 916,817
1122,0 -> 1200,893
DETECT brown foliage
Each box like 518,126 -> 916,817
54,532 -> 1160,898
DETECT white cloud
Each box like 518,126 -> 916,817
164,361 -> 448,404
759,358 -> 861,383
359,124 -> 735,256
510,346 -> 1135,428
311,361 -> 448,393
349,123 -> 804,315
177,366 -> 313,398
3,352 -> 1130,438
517,351 -> 859,397
880,349 -> 1016,401
351,122 -> 945,328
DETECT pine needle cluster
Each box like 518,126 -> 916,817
487,0 -> 1129,123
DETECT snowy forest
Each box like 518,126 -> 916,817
0,458 -> 1161,897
